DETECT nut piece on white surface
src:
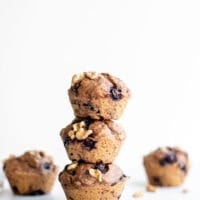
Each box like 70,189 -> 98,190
146,184 -> 157,192
182,188 -> 189,193
133,191 -> 144,198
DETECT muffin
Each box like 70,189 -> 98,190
3,150 -> 58,195
0,163 -> 4,192
68,72 -> 131,120
59,162 -> 128,200
60,118 -> 126,163
143,147 -> 190,186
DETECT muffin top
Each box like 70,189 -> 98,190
144,147 -> 189,173
69,72 -> 131,101
59,162 -> 127,187
3,151 -> 58,175
60,118 -> 126,151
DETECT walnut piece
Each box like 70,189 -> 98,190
23,151 -> 44,168
133,191 -> 144,198
84,72 -> 98,79
89,168 -> 102,182
182,188 -> 189,193
146,184 -> 157,192
71,73 -> 84,86
68,121 -> 93,140
71,72 -> 98,86
67,162 -> 78,170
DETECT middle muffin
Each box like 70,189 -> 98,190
60,118 -> 126,164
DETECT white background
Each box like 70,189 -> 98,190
0,0 -> 200,190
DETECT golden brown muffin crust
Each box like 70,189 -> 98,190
60,118 -> 126,163
69,72 -> 131,120
59,162 -> 126,187
3,150 -> 58,195
143,147 -> 189,186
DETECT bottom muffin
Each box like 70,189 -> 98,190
3,150 -> 58,195
143,147 -> 190,186
59,162 -> 127,200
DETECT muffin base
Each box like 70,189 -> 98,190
61,177 -> 127,200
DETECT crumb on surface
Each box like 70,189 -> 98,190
146,184 -> 157,192
133,191 -> 144,198
182,188 -> 189,193
0,181 -> 3,192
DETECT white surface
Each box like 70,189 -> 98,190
0,164 -> 198,199
0,0 -> 200,198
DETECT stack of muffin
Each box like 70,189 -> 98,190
59,72 -> 131,200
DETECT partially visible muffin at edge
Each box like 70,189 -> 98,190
3,150 -> 58,195
68,72 -> 131,120
143,147 -> 190,186
60,118 -> 126,164
59,162 -> 128,200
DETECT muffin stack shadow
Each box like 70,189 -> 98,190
59,72 -> 131,200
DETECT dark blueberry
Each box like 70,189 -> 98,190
12,186 -> 19,194
67,169 -> 76,176
152,176 -> 162,185
78,159 -> 86,164
71,82 -> 81,95
179,162 -> 187,174
120,174 -> 127,180
111,181 -> 117,186
110,86 -> 122,100
43,162 -> 51,170
71,170 -> 76,176
64,137 -> 72,146
83,139 -> 96,150
95,163 -> 109,174
159,153 -> 177,166
84,169 -> 90,176
83,103 -> 95,111
84,118 -> 94,129
28,190 -> 45,196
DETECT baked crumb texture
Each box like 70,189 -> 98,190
143,147 -> 190,187
133,191 -> 144,198
3,151 -> 58,195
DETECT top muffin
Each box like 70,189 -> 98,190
68,72 -> 131,120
